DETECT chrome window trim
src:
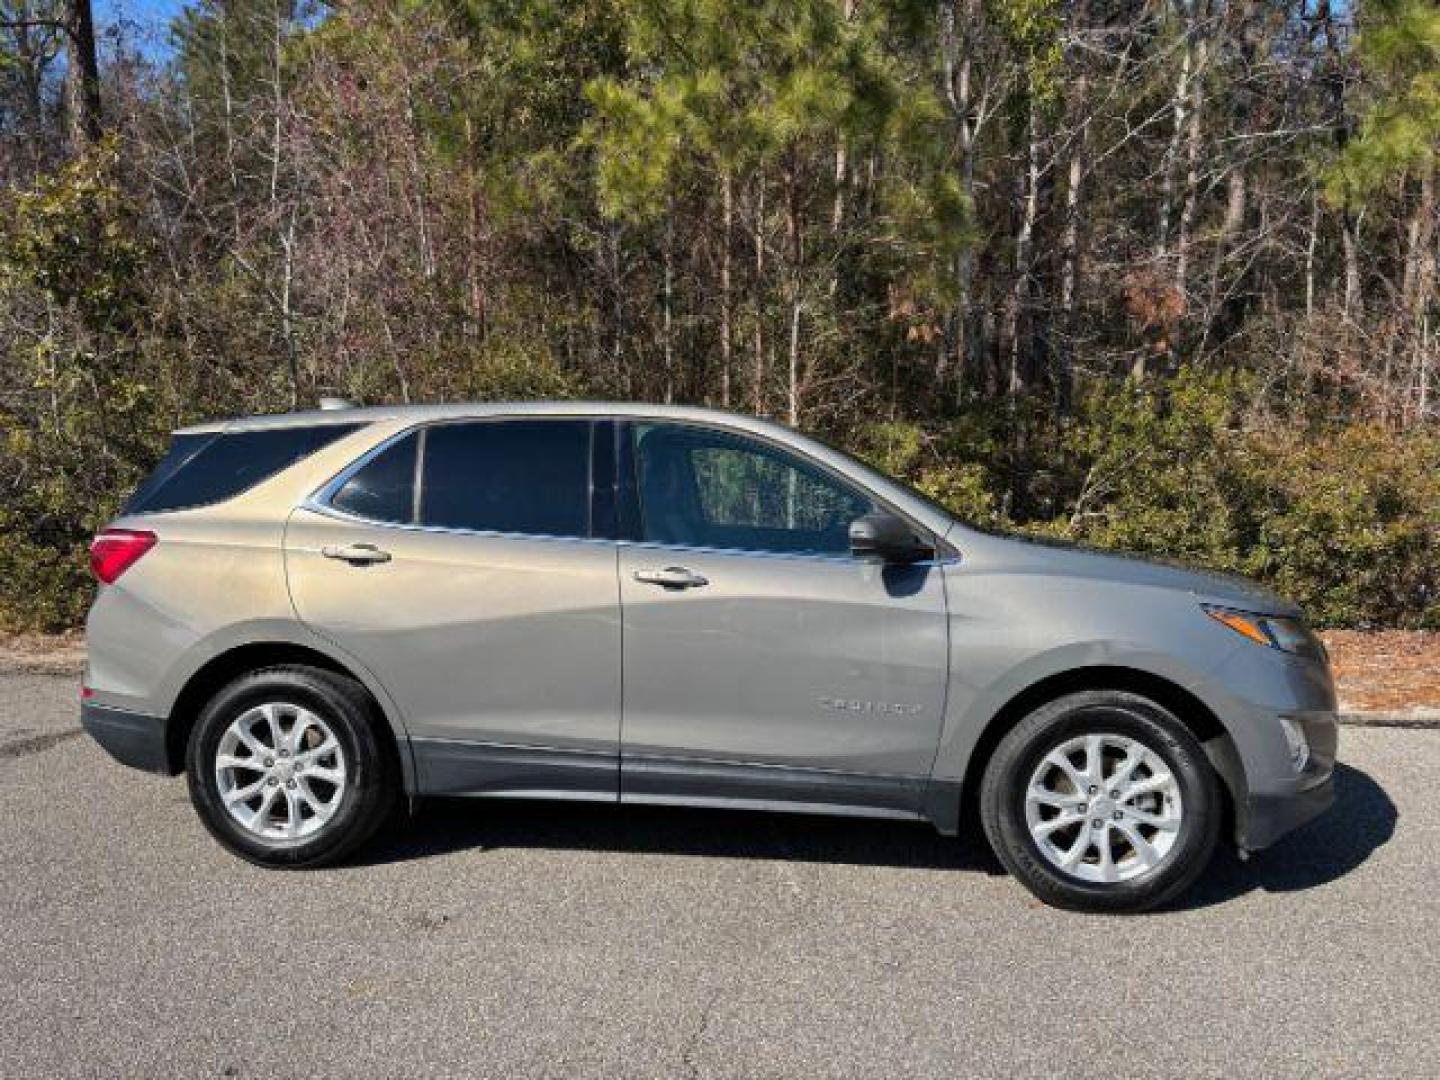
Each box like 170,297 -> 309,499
301,498 -> 621,549
618,539 -> 958,567
300,500 -> 954,562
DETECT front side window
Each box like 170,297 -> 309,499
630,423 -> 874,555
420,420 -> 591,537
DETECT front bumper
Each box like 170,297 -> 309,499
81,702 -> 171,775
1244,777 -> 1335,850
1236,709 -> 1339,851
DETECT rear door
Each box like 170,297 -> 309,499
285,418 -> 621,800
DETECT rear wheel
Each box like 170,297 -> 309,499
980,690 -> 1221,913
186,665 -> 397,867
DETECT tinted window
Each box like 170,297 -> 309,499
330,433 -> 417,523
420,420 -> 591,537
126,424 -> 362,514
122,434 -> 214,513
631,424 -> 873,554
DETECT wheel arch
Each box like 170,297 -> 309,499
936,664 -> 1242,840
163,639 -> 416,792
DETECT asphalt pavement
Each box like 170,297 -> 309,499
1,668 -> 1435,1078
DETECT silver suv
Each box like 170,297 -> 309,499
82,402 -> 1338,912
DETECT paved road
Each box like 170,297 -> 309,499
1,669 -> 1434,1078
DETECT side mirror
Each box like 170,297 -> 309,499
848,513 -> 931,564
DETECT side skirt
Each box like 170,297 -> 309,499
412,738 -> 618,801
411,739 -> 948,830
621,754 -> 927,822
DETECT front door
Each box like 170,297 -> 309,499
285,418 -> 621,800
616,421 -> 949,816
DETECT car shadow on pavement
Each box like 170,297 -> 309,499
356,762 -> 1395,907
1170,762 -> 1397,912
360,798 -> 1004,874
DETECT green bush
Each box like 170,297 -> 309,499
2,361 -> 1436,632
852,371 -> 1439,628
1243,426 -> 1440,628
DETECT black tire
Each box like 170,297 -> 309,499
186,664 -> 398,868
979,690 -> 1221,913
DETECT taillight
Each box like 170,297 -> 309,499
89,529 -> 157,584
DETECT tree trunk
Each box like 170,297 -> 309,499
787,297 -> 802,427
1057,0 -> 1091,411
1404,167 -> 1436,425
1174,24 -> 1209,303
1154,0 -> 1197,263
752,181 -> 767,416
64,0 -> 102,146
1342,213 -> 1362,322
1198,167 -> 1245,355
939,0 -> 980,398
1004,95 -> 1040,397
463,117 -> 487,343
784,156 -> 804,425
662,203 -> 675,404
1317,0 -> 1360,325
719,170 -> 733,409
1304,190 -> 1319,319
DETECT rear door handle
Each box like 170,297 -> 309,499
633,566 -> 709,589
321,542 -> 392,565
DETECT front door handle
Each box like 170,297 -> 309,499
633,566 -> 709,589
321,542 -> 392,566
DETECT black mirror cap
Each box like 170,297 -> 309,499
848,512 -> 932,564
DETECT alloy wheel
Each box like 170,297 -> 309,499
1023,732 -> 1183,884
214,702 -> 347,841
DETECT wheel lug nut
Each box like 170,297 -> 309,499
286,779 -> 296,789
1113,810 -> 1123,820
267,777 -> 278,786
280,750 -> 290,758
1087,785 -> 1098,795
263,757 -> 274,767
1092,819 -> 1103,830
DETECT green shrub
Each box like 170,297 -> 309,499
2,361 -> 1436,631
1242,426 -> 1440,627
851,371 -> 1439,628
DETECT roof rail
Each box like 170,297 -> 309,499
317,397 -> 356,411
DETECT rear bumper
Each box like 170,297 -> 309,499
81,703 -> 172,775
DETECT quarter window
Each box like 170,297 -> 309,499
630,424 -> 874,555
329,433 -> 417,524
126,424 -> 362,514
420,420 -> 592,537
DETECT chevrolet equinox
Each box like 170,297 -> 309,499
81,402 -> 1338,912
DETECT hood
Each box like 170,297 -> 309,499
946,525 -> 1302,616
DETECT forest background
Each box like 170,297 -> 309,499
2,0 -> 1438,632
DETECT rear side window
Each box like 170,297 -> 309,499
329,433 -> 417,524
125,424 -> 362,514
420,420 -> 591,537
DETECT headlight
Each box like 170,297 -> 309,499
1202,605 -> 1326,661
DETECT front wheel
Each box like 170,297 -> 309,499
979,690 -> 1222,913
186,665 -> 397,867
